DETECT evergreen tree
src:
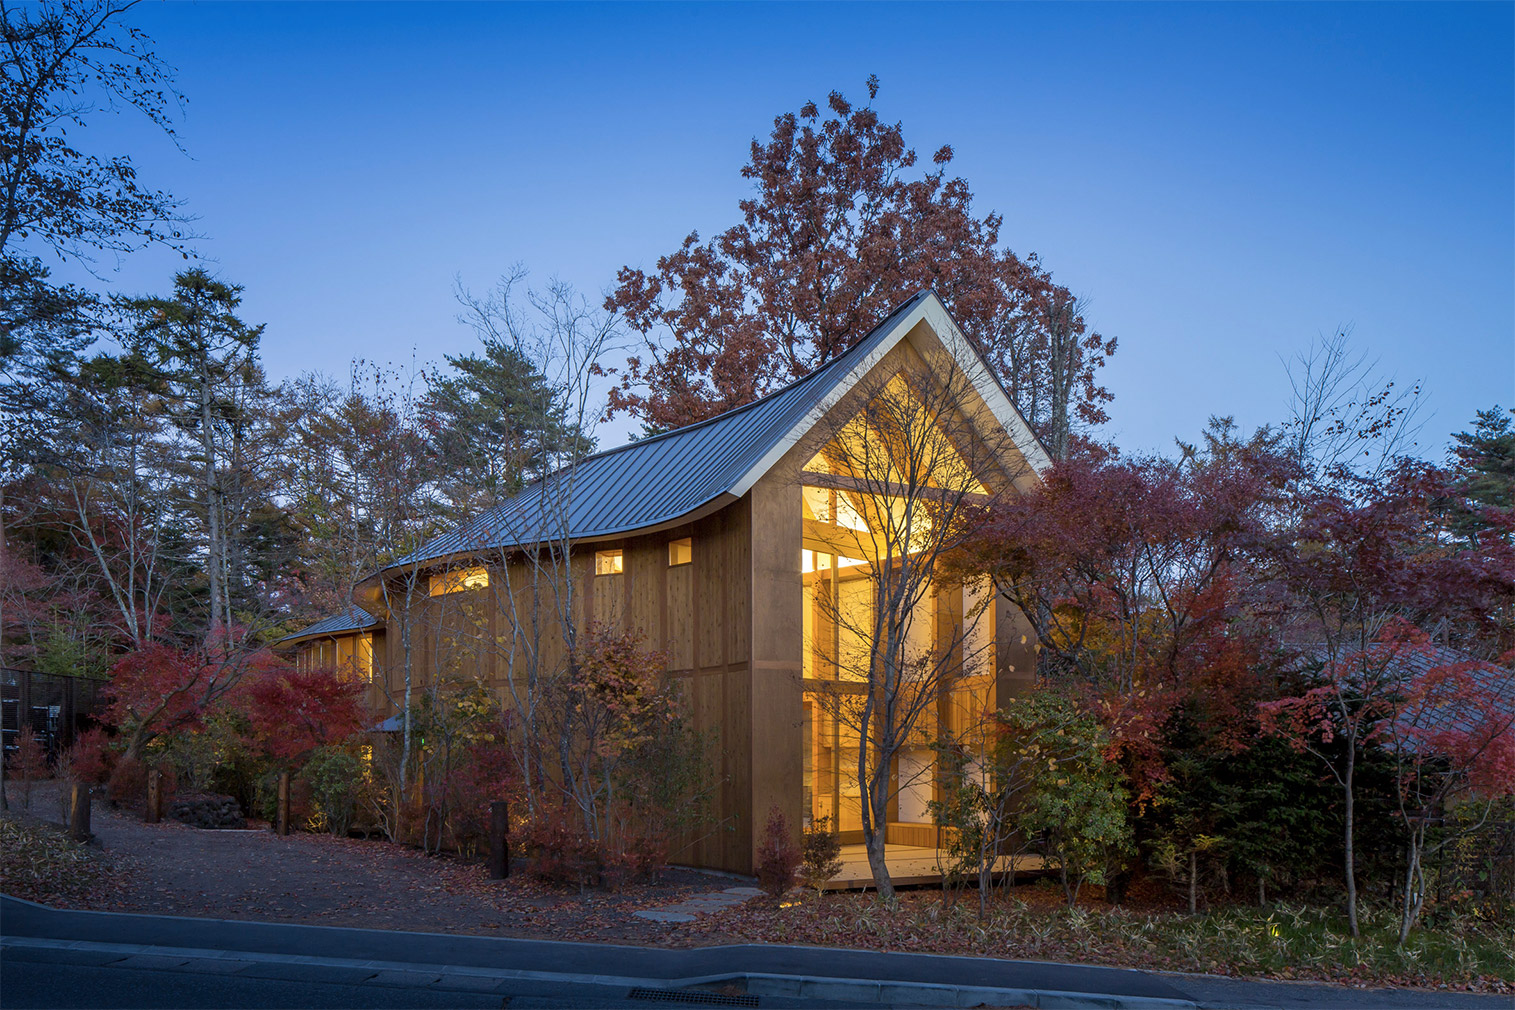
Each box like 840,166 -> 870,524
120,270 -> 268,639
1448,406 -> 1514,542
423,336 -> 594,517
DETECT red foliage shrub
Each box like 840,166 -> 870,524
63,727 -> 114,785
439,736 -> 520,853
755,805 -> 800,899
520,807 -> 602,888
104,645 -> 217,746
107,755 -> 147,808
10,725 -> 48,808
602,823 -> 670,889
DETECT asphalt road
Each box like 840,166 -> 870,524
4,897 -> 1510,1010
0,931 -> 903,1010
0,942 -> 880,1010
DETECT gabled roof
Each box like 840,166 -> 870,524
275,606 -> 381,647
385,290 -> 1049,572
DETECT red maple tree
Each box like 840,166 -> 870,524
236,664 -> 368,768
961,430 -> 1296,801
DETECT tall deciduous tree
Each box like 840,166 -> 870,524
805,353 -> 1023,898
34,348 -> 181,648
605,78 -> 1113,452
964,423 -> 1297,796
0,0 -> 186,273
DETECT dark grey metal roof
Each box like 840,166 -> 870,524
388,291 -> 935,569
276,606 -> 381,646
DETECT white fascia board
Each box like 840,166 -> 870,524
727,292 -> 1051,499
917,297 -> 1052,478
726,298 -> 932,499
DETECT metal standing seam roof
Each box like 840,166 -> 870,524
275,605 -> 382,646
385,291 -> 938,571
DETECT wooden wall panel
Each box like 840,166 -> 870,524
724,497 -> 752,666
746,476 -> 803,872
666,565 -> 694,671
626,539 -> 661,644
592,572 -> 624,629
696,520 -> 724,669
367,504 -> 759,876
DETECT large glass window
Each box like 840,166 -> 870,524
799,482 -> 995,839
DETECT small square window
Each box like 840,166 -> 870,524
595,549 -> 623,575
668,538 -> 692,567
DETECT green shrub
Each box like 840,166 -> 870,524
300,746 -> 363,836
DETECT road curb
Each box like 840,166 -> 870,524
741,972 -> 1198,1009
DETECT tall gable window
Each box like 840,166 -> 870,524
429,566 -> 489,596
595,549 -> 623,575
668,538 -> 692,567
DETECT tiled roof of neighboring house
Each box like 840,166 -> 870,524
382,289 -> 1048,574
1300,641 -> 1515,742
275,606 -> 381,647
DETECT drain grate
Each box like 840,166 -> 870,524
626,987 -> 759,1007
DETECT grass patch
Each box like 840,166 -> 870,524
697,892 -> 1514,992
0,812 -> 111,904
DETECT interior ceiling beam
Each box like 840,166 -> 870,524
798,470 -> 993,506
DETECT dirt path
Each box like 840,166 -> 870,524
12,782 -> 747,944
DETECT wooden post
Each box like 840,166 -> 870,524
276,771 -> 291,836
146,768 -> 162,824
68,783 -> 91,842
487,800 -> 509,879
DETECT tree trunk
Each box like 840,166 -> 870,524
863,825 -> 893,901
860,744 -> 894,900
1343,745 -> 1360,938
1398,826 -> 1427,946
1188,847 -> 1198,915
198,359 -> 224,638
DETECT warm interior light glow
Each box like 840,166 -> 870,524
668,538 -> 692,566
429,566 -> 489,596
595,549 -> 623,575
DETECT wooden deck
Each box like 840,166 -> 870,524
827,843 -> 1047,890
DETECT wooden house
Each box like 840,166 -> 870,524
292,291 -> 1050,880
274,606 -> 387,707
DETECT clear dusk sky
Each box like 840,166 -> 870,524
78,1 -> 1514,457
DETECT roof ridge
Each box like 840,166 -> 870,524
566,289 -> 933,467
374,288 -> 947,575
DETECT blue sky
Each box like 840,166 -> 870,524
77,1 -> 1514,456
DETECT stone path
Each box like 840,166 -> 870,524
630,886 -> 764,923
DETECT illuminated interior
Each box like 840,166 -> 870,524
798,401 -> 996,847
594,549 -> 624,575
428,566 -> 490,596
668,538 -> 692,566
296,631 -> 375,682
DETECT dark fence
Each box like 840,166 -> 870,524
1,668 -> 105,763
